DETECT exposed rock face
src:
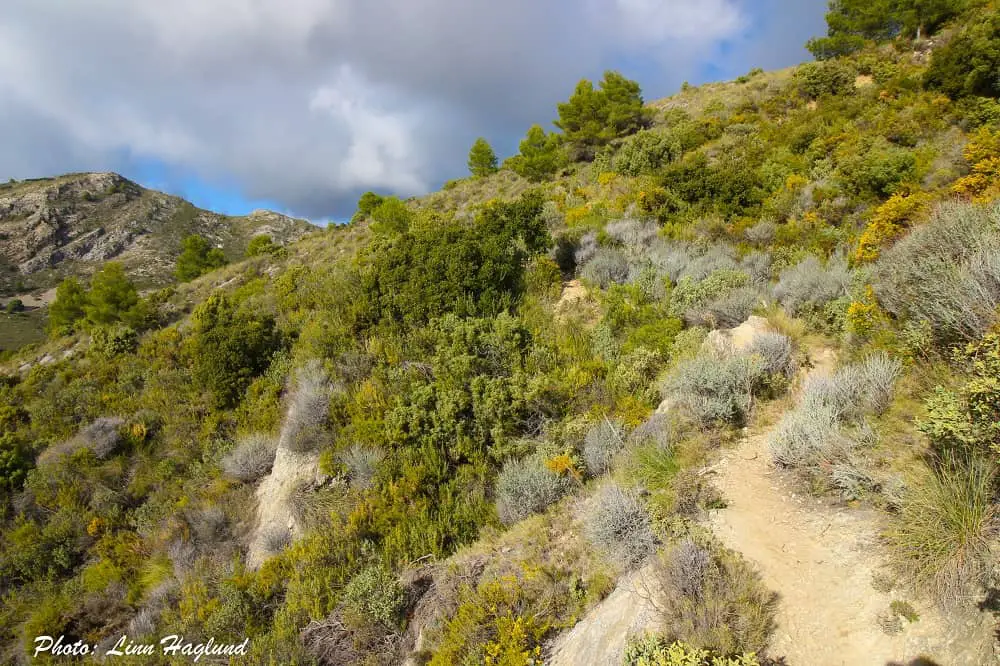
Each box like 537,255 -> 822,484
0,172 -> 315,293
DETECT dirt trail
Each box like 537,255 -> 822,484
550,347 -> 996,665
708,348 -> 994,666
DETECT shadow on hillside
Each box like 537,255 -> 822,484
886,659 -> 941,666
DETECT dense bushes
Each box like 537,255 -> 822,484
49,263 -> 151,335
918,331 -> 1000,455
624,636 -> 761,666
188,294 -> 282,408
357,194 -> 548,327
872,201 -> 1000,342
924,11 -> 1000,99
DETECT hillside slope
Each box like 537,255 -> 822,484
0,172 -> 315,295
3,2 -> 1000,664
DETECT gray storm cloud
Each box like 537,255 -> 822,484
0,0 -> 824,218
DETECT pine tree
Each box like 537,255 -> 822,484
507,125 -> 564,182
467,137 -> 499,177
555,71 -> 649,161
84,262 -> 139,327
175,234 -> 227,282
47,277 -> 87,335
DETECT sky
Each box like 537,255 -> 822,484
0,1 -> 827,224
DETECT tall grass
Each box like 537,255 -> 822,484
886,456 -> 997,606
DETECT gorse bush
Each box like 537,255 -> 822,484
583,418 -> 627,477
496,457 -> 571,525
586,484 -> 656,568
220,433 -> 277,482
872,201 -> 1000,343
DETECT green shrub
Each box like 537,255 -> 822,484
0,432 -> 30,493
246,235 -> 285,258
189,294 -> 282,408
624,635 -> 761,666
4,298 -> 24,314
606,130 -> 682,177
175,234 -> 227,282
90,324 -> 138,358
925,11 -> 1000,99
357,193 -> 548,327
341,565 -> 405,629
796,60 -> 855,98
370,196 -> 413,235
839,139 -> 917,198
353,191 -> 385,221
918,331 -> 1000,455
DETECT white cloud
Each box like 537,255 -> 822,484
0,0 -> 819,217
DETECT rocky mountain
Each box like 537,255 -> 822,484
0,172 -> 316,295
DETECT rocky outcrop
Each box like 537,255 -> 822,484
0,172 -> 315,293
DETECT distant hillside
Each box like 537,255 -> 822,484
0,172 -> 315,295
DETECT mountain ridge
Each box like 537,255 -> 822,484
0,171 -> 316,296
